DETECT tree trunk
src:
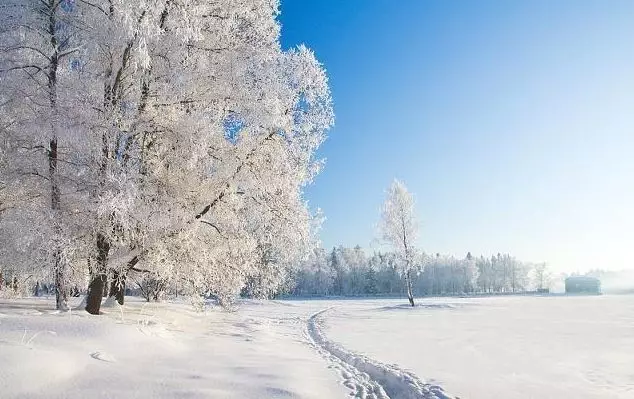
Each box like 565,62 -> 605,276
47,9 -> 66,310
103,278 -> 109,298
50,139 -> 67,310
108,270 -> 125,305
55,262 -> 68,311
406,269 -> 415,307
85,233 -> 110,315
108,255 -> 140,306
85,274 -> 106,314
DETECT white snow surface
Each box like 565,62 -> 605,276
2,295 -> 633,398
0,297 -> 346,399
320,295 -> 634,399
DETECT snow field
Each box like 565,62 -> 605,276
322,296 -> 634,399
3,295 -> 630,399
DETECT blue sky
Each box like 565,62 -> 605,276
279,0 -> 634,272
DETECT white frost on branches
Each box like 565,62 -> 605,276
379,179 -> 419,306
0,0 -> 333,309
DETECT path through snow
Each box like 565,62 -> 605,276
307,308 -> 455,399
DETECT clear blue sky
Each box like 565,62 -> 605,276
279,0 -> 634,273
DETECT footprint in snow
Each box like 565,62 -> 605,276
22,310 -> 43,316
90,351 -> 116,362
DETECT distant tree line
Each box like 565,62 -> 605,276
290,246 -> 546,297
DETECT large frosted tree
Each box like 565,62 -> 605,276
0,0 -> 333,313
379,179 -> 418,306
0,0 -> 94,309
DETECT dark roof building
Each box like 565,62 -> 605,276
565,276 -> 601,294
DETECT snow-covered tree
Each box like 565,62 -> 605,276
86,1 -> 332,311
532,262 -> 551,291
462,252 -> 479,293
1,0 -> 333,313
293,247 -> 334,296
477,256 -> 489,293
379,179 -> 418,306
0,0 -> 100,309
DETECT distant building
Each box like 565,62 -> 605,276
565,276 -> 601,294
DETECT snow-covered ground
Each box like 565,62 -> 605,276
320,295 -> 634,399
2,295 -> 632,398
0,297 -> 346,399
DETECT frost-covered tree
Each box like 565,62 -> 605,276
1,0 -> 333,313
345,245 -> 367,295
462,252 -> 479,293
374,252 -> 403,295
507,255 -> 529,292
364,265 -> 379,295
0,0 -> 97,309
293,247 -> 334,296
379,179 -> 418,306
476,256 -> 493,293
329,247 -> 347,295
532,262 -> 551,291
83,0 -> 333,312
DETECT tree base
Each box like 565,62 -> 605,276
85,275 -> 105,315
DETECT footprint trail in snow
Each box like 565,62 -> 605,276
306,308 -> 456,399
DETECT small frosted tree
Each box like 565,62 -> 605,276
379,179 -> 418,306
533,262 -> 551,291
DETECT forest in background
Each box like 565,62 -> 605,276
290,247 -> 549,298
